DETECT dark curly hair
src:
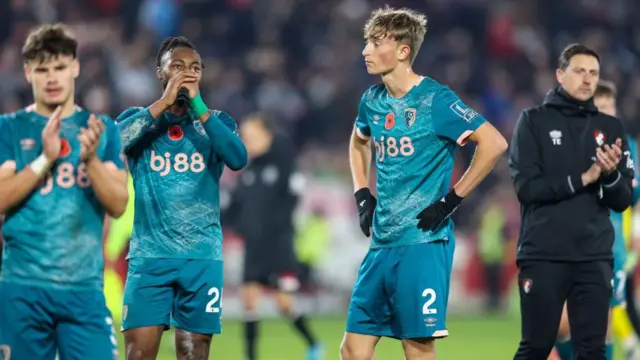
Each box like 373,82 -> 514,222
22,23 -> 77,63
156,36 -> 196,67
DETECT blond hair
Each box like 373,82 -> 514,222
364,6 -> 428,63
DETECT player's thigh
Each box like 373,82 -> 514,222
517,260 -> 568,349
0,282 -> 56,360
566,260 -> 612,352
122,257 -> 176,330
345,248 -> 393,337
55,289 -> 118,360
173,259 -> 224,335
391,241 -> 452,339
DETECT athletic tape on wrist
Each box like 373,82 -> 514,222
190,93 -> 209,118
30,154 -> 51,177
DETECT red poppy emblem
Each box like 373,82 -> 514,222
385,113 -> 395,130
59,139 -> 71,157
168,125 -> 184,141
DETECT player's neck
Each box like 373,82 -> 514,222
33,99 -> 76,119
381,67 -> 423,99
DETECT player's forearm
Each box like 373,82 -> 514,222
454,139 -> 507,198
201,113 -> 248,171
0,156 -> 53,214
0,169 -> 47,214
116,108 -> 156,153
349,131 -> 372,191
86,158 -> 128,218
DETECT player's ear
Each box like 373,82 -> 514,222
23,63 -> 32,84
156,67 -> 162,79
555,68 -> 565,85
72,59 -> 80,79
397,44 -> 411,62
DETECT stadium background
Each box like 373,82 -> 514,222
2,0 -> 640,358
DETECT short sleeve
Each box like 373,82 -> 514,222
0,116 -> 15,166
354,91 -> 371,140
433,88 -> 486,145
101,116 -> 126,170
211,110 -> 239,135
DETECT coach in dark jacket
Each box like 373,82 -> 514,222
509,44 -> 634,360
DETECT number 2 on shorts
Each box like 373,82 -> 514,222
422,288 -> 437,315
205,287 -> 221,313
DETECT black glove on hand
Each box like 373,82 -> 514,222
416,189 -> 463,231
355,187 -> 377,237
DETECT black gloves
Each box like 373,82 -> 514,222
355,188 -> 376,237
416,189 -> 463,231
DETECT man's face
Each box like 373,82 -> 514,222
24,55 -> 78,107
240,118 -> 270,159
556,54 -> 600,101
158,47 -> 202,90
594,94 -> 617,117
362,34 -> 409,75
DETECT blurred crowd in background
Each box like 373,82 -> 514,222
2,0 -> 640,315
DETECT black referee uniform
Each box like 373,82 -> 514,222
509,87 -> 634,359
226,134 -> 302,291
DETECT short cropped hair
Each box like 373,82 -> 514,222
558,43 -> 600,70
22,23 -> 77,63
156,36 -> 196,67
595,79 -> 617,99
364,6 -> 428,64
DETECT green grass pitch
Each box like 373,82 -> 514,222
116,315 -> 627,359
115,315 -> 519,359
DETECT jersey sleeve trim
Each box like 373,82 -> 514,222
356,125 -> 371,140
456,130 -> 474,145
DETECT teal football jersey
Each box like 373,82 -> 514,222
610,135 -> 640,268
355,77 -> 485,248
118,108 -> 235,260
0,106 -> 125,290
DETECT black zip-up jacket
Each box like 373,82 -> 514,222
224,135 -> 301,254
509,87 -> 634,262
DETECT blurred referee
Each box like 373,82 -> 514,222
509,44 -> 634,360
225,113 -> 323,360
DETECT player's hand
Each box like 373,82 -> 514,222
354,188 -> 376,237
78,114 -> 105,162
596,138 -> 622,174
41,105 -> 63,161
416,189 -> 463,231
160,71 -> 199,107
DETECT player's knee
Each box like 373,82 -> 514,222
125,346 -> 153,360
175,331 -> 212,360
340,340 -> 374,360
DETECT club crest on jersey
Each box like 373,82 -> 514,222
385,113 -> 395,130
168,125 -> 184,141
20,138 -> 35,150
594,130 -> 605,146
193,121 -> 206,136
404,108 -> 417,128
522,279 -> 533,294
59,139 -> 71,157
